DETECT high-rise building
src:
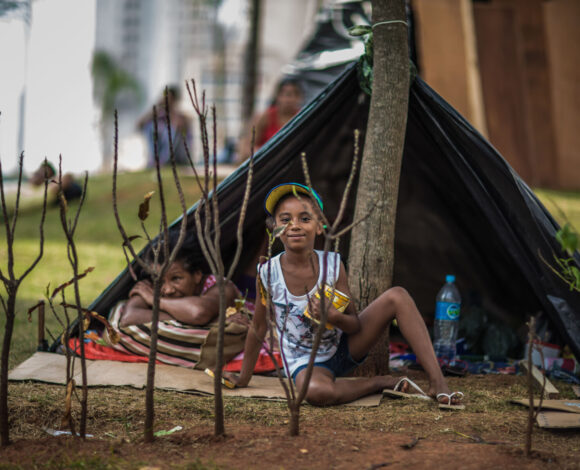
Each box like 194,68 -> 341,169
95,0 -> 319,167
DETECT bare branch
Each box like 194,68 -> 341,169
186,79 -> 211,200
0,158 -> 11,285
210,111 -> 224,276
70,171 -> 89,235
111,110 -> 151,275
13,158 -> 49,285
331,201 -> 379,240
300,153 -> 331,231
0,157 -> 10,242
182,133 -> 205,195
164,93 -> 188,224
227,152 -> 254,280
9,153 -> 26,239
150,105 -> 171,272
333,129 -> 360,230
194,205 -> 218,274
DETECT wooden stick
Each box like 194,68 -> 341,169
37,299 -> 47,351
521,361 -> 559,398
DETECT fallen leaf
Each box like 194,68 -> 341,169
299,449 -> 308,454
138,191 -> 155,221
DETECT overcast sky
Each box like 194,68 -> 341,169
0,0 -> 100,176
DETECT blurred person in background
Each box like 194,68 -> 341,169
137,86 -> 193,167
29,161 -> 83,206
236,78 -> 304,162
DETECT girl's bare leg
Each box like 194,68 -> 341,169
295,367 -> 406,406
347,287 -> 460,404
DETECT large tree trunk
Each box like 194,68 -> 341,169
240,0 -> 262,124
212,6 -> 227,143
348,0 -> 410,375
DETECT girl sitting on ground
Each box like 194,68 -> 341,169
226,183 -> 463,406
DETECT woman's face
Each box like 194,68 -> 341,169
160,261 -> 202,298
276,84 -> 302,114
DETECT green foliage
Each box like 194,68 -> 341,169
553,222 -> 580,291
348,25 -> 373,96
348,24 -> 418,96
347,25 -> 372,37
556,222 -> 578,256
553,220 -> 580,293
91,50 -> 143,118
534,189 -> 580,292
0,1 -> 23,17
534,188 -> 580,229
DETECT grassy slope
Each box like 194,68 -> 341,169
534,188 -> 580,229
1,171 -> 579,369
1,169 -> 202,368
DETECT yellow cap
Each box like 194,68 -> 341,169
264,182 -> 323,216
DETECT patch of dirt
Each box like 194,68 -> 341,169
2,373 -> 580,469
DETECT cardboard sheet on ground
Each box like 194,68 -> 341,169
511,398 -> 580,414
9,352 -> 381,407
536,411 -> 580,429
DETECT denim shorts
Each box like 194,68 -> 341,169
292,334 -> 366,381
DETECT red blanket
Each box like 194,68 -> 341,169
68,339 -> 281,373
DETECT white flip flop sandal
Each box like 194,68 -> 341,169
383,377 -> 432,400
437,391 -> 465,410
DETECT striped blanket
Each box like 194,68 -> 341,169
102,275 -> 248,370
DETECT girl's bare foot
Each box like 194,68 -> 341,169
428,380 -> 463,405
376,375 -> 410,393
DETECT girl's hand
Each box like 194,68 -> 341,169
309,296 -> 342,327
129,280 -> 154,306
222,371 -> 248,388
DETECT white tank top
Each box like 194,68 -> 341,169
258,250 -> 342,377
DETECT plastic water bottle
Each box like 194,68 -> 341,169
433,275 -> 461,365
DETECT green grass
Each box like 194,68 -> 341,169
1,174 -> 579,370
1,169 -> 202,368
534,188 -> 580,229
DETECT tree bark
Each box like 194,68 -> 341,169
212,6 -> 227,143
0,293 -> 16,446
241,0 -> 262,124
289,405 -> 300,437
214,278 -> 226,437
144,280 -> 163,443
348,0 -> 410,375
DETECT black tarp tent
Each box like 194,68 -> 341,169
54,2 -> 580,361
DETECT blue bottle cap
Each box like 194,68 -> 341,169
445,274 -> 455,283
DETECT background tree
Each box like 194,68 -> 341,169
348,0 -> 410,375
111,93 -> 188,442
91,50 -> 142,171
54,160 -> 90,438
185,80 -> 252,437
0,0 -> 28,19
0,154 -> 48,446
240,0 -> 262,124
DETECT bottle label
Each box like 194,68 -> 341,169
435,301 -> 460,321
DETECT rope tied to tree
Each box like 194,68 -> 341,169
372,20 -> 408,29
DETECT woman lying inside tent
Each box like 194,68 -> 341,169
99,232 -> 255,370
